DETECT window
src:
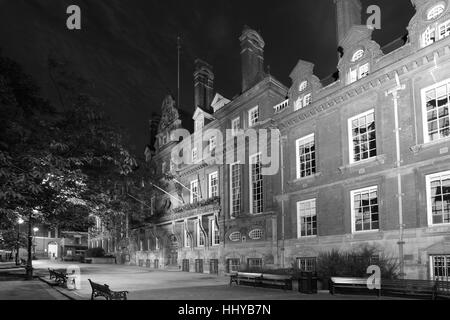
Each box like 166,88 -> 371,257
248,106 -> 259,127
294,93 -> 312,111
296,134 -> 316,179
229,232 -> 241,242
248,258 -> 263,271
197,221 -> 205,247
249,229 -> 263,240
230,163 -> 241,217
351,186 -> 379,233
184,225 -> 190,248
190,180 -> 199,204
297,257 -> 317,272
299,80 -> 308,92
426,171 -> 450,226
423,80 -> 450,143
250,154 -> 264,214
427,4 -> 445,20
423,19 -> 450,47
139,240 -> 143,251
227,259 -> 240,273
162,161 -> 167,173
349,63 -> 370,84
349,110 -> 377,163
210,218 -> 220,246
297,199 -> 317,238
231,117 -> 240,136
431,255 -> 450,281
192,148 -> 198,163
155,237 -> 160,250
208,172 -> 219,198
351,49 -> 365,62
209,136 -> 216,152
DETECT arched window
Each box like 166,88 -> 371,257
351,49 -> 364,62
299,81 -> 308,92
249,229 -> 263,240
229,232 -> 241,242
427,4 -> 445,20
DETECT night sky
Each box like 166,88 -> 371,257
0,0 -> 415,154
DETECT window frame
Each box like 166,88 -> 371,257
230,162 -> 241,218
351,49 -> 365,62
197,220 -> 205,247
350,186 -> 380,234
248,106 -> 259,128
249,229 -> 263,240
190,180 -> 199,204
209,136 -> 216,152
421,79 -> 450,144
296,199 -> 318,238
426,170 -> 450,227
231,117 -> 240,136
427,4 -> 445,20
249,153 -> 264,215
229,231 -> 241,242
192,148 -> 198,163
348,109 -> 377,164
295,133 -> 316,179
210,217 -> 220,246
299,80 -> 308,92
208,171 -> 219,198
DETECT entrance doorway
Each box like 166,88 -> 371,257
166,235 -> 178,266
48,243 -> 58,259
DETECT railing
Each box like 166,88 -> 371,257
273,99 -> 289,114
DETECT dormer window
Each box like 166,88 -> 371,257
422,18 -> 450,47
299,81 -> 308,92
351,49 -> 364,62
349,62 -> 369,84
248,106 -> 259,127
294,93 -> 312,111
427,4 -> 445,20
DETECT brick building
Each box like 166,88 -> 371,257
129,0 -> 450,280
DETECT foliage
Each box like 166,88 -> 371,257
0,229 -> 27,251
316,245 -> 399,281
85,247 -> 105,258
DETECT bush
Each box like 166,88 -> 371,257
316,245 -> 399,282
85,247 -> 105,258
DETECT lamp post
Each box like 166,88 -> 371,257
15,218 -> 24,266
33,227 -> 39,259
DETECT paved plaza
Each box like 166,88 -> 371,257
3,260 -> 404,300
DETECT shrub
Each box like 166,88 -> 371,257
316,245 -> 399,282
85,247 -> 105,258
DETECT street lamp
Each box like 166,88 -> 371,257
33,227 -> 39,259
15,218 -> 24,266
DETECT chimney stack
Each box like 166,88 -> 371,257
193,59 -> 214,112
334,0 -> 362,46
239,26 -> 265,93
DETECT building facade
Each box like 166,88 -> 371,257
128,0 -> 450,280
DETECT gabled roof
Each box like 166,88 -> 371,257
210,93 -> 231,113
192,106 -> 215,121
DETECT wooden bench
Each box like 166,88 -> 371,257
260,274 -> 292,291
48,268 -> 69,286
329,277 -> 375,295
88,279 -> 129,300
380,279 -> 437,299
229,272 -> 262,287
435,280 -> 450,300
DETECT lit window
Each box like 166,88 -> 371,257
423,80 -> 450,143
349,63 -> 369,84
299,80 -> 308,92
427,4 -> 445,20
297,257 -> 317,272
426,171 -> 450,226
210,218 -> 220,246
248,106 -> 259,127
231,117 -> 240,136
359,63 -> 370,79
294,94 -> 312,111
208,172 -> 219,198
423,19 -> 450,47
352,49 -> 365,62
230,163 -> 241,217
190,180 -> 199,204
229,232 -> 241,242
155,237 -> 160,250
349,110 -> 377,163
351,186 -> 379,233
250,154 -> 264,214
296,134 -> 316,179
249,229 -> 263,240
297,199 -> 317,238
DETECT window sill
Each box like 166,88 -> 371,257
339,154 -> 386,174
410,137 -> 450,154
289,172 -> 322,185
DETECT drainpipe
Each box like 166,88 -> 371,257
385,72 -> 406,279
280,135 -> 287,268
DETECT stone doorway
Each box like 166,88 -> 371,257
165,234 -> 178,266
